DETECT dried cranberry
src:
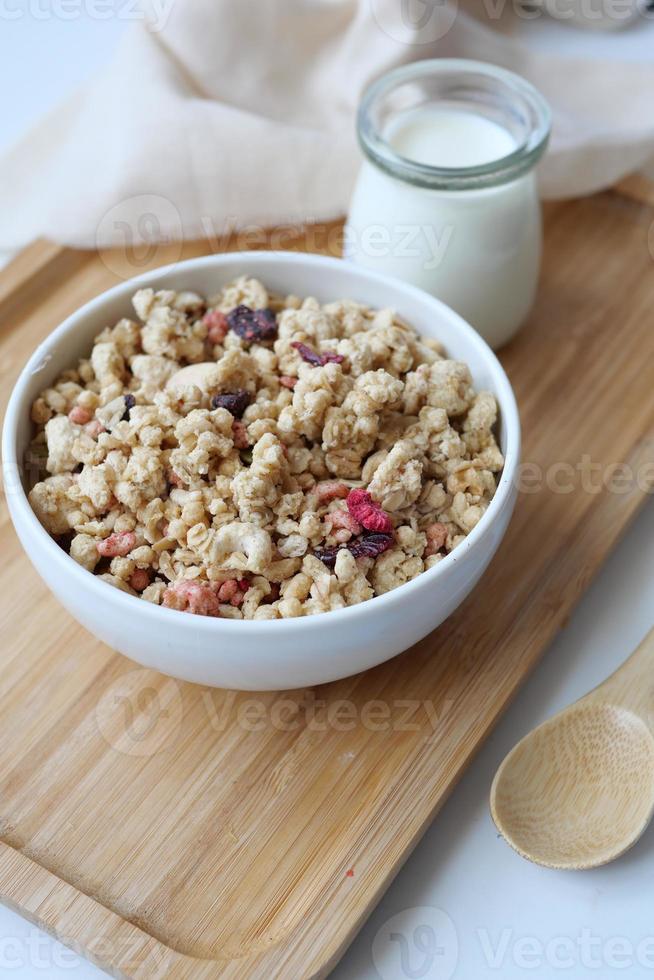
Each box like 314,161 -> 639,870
313,544 -> 343,568
348,533 -> 394,559
291,342 -> 322,366
291,341 -> 344,367
211,389 -> 250,418
314,531 -> 393,568
227,305 -> 277,344
121,393 -> 136,421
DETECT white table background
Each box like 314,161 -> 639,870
1,15 -> 654,979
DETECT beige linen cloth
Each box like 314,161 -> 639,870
2,0 -> 654,249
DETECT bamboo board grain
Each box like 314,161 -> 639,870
0,192 -> 654,979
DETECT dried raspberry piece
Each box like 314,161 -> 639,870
203,309 -> 229,344
348,532 -> 394,560
217,579 -> 247,607
346,489 -> 393,534
163,580 -> 221,617
211,389 -> 250,418
227,305 -> 277,345
97,531 -> 136,558
291,341 -> 344,367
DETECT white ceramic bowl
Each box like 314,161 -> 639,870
3,252 -> 520,690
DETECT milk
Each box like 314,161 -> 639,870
346,103 -> 543,349
389,106 -> 517,168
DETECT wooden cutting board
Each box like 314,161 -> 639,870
1,190 -> 654,979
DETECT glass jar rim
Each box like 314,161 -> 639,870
357,58 -> 551,191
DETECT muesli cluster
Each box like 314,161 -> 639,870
27,276 -> 504,619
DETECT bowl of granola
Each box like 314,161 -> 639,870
3,252 -> 520,690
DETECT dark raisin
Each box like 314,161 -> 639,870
313,544 -> 344,568
348,532 -> 394,560
121,393 -> 136,421
291,341 -> 344,367
314,531 -> 394,568
211,389 -> 251,418
227,305 -> 277,345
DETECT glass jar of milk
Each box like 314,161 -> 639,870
346,60 -> 551,349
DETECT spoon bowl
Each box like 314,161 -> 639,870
491,628 -> 654,869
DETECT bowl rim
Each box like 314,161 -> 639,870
2,250 -> 521,634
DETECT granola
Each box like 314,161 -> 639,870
27,276 -> 504,619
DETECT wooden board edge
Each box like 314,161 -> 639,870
0,240 -> 90,325
0,842 -> 214,979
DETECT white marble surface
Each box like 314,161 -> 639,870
1,16 -> 654,980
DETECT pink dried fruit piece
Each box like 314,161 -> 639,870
425,522 -> 448,556
227,305 -> 277,345
279,375 -> 297,389
217,579 -> 248,607
85,420 -> 105,438
315,480 -> 350,504
291,341 -> 344,367
211,389 -> 250,418
162,580 -> 221,617
203,309 -> 229,343
68,406 -> 92,425
232,420 -> 249,449
97,531 -> 136,558
326,508 -> 361,536
346,489 -> 393,534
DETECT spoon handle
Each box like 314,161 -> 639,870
585,627 -> 654,723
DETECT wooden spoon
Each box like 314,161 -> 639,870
490,628 -> 654,870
